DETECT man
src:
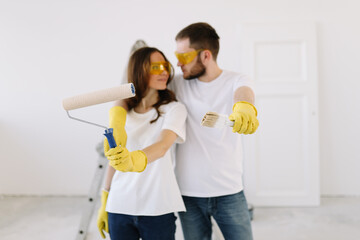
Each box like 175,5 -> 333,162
169,22 -> 258,240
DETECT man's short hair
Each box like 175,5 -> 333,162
176,22 -> 220,60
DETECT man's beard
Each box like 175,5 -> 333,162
184,57 -> 206,80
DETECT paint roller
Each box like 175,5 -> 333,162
62,83 -> 135,148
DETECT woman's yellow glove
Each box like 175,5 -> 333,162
104,106 -> 127,153
105,146 -> 147,172
97,190 -> 109,239
229,101 -> 259,134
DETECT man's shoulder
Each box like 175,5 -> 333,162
174,74 -> 184,81
168,74 -> 189,92
222,70 -> 251,81
221,70 -> 253,88
172,74 -> 186,86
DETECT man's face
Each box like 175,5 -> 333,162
175,38 -> 206,80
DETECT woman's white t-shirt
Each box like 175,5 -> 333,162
106,101 -> 187,216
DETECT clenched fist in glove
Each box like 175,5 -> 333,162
97,190 -> 109,239
104,106 -> 127,153
229,101 -> 259,134
105,146 -> 147,172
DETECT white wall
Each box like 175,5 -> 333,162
1,0 -> 359,197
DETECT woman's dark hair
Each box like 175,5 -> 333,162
125,47 -> 177,123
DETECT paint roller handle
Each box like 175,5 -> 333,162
104,128 -> 117,148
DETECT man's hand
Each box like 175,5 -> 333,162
229,101 -> 259,134
105,146 -> 147,172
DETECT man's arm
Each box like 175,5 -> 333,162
233,86 -> 255,104
229,86 -> 259,134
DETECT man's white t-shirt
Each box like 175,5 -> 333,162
106,101 -> 187,215
169,70 -> 253,197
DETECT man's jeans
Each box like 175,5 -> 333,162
179,191 -> 253,240
108,212 -> 177,240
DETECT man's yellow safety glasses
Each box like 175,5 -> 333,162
174,49 -> 204,65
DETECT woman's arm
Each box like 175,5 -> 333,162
105,103 -> 187,172
114,99 -> 129,111
142,129 -> 178,163
104,129 -> 178,172
104,164 -> 116,191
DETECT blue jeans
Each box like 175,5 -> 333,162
179,191 -> 253,240
108,212 -> 177,240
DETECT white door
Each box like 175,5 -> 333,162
240,23 -> 320,206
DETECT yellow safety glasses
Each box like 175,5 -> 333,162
175,49 -> 204,65
150,61 -> 172,75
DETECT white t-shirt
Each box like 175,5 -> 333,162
106,101 -> 187,216
169,70 -> 253,197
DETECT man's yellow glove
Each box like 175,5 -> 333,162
105,146 -> 147,172
104,106 -> 127,153
229,101 -> 259,134
97,190 -> 109,239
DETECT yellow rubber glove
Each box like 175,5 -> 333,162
97,190 -> 109,239
104,106 -> 127,153
229,101 -> 259,134
105,146 -> 147,172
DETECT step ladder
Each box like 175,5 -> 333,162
75,142 -> 107,240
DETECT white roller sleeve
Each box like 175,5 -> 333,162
62,83 -> 135,110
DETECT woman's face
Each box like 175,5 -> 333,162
148,51 -> 170,90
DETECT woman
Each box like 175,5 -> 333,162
97,47 -> 187,240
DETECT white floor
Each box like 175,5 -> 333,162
0,196 -> 359,240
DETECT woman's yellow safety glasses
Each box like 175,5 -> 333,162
175,49 -> 204,65
150,62 -> 172,75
